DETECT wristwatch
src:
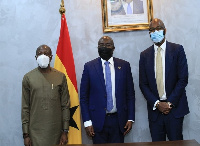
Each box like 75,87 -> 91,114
62,129 -> 69,133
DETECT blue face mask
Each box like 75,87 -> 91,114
150,30 -> 164,43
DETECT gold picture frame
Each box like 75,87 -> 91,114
101,0 -> 153,32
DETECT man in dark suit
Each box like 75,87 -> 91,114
80,36 -> 135,144
139,18 -> 189,141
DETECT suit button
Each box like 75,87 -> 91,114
104,108 -> 106,110
105,94 -> 107,97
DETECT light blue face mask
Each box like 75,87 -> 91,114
150,30 -> 164,43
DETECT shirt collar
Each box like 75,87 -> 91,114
154,39 -> 166,52
101,57 -> 114,66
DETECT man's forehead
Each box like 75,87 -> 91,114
36,47 -> 51,54
38,47 -> 50,52
150,19 -> 164,27
99,37 -> 113,44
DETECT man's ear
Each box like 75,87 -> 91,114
50,55 -> 53,61
164,28 -> 166,35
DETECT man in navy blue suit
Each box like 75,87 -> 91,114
139,18 -> 189,141
80,36 -> 135,144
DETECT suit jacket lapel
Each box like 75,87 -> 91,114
148,46 -> 157,86
114,57 -> 122,95
94,57 -> 106,91
165,41 -> 173,81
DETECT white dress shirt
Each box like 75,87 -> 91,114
101,57 -> 117,113
153,39 -> 167,110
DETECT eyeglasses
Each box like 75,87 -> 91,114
149,26 -> 165,32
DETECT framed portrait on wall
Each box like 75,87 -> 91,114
101,0 -> 153,32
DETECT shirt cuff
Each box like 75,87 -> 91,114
128,120 -> 134,122
84,120 -> 92,127
153,100 -> 160,110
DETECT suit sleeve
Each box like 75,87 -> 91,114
167,46 -> 188,106
126,62 -> 135,121
61,75 -> 70,130
139,52 -> 158,108
80,64 -> 91,122
21,75 -> 30,134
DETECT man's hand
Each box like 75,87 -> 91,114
85,126 -> 95,137
59,132 -> 68,145
24,137 -> 31,146
124,121 -> 133,136
157,102 -> 172,114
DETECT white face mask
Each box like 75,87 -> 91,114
36,54 -> 50,68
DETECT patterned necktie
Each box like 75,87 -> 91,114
156,47 -> 164,98
104,61 -> 113,112
127,3 -> 132,14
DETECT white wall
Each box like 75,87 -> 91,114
0,0 -> 199,145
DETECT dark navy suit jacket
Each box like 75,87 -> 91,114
139,41 -> 189,121
80,57 -> 135,132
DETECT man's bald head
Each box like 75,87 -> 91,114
150,18 -> 165,29
36,45 -> 52,56
97,36 -> 115,61
98,36 -> 114,46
